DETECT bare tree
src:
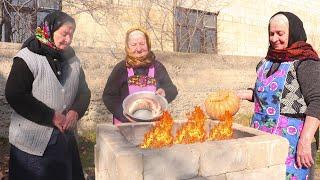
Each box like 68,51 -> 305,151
0,0 -> 61,42
63,0 -> 232,53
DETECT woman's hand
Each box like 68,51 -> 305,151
155,88 -> 166,97
236,89 -> 253,101
63,110 -> 79,131
297,116 -> 320,168
297,136 -> 313,168
53,112 -> 66,132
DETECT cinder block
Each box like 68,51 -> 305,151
267,135 -> 289,166
241,135 -> 270,169
195,174 -> 227,180
95,170 -> 109,180
143,144 -> 200,180
206,174 -> 227,180
114,149 -> 143,180
199,140 -> 247,176
226,164 -> 286,180
241,134 -> 288,169
97,139 -> 114,172
94,145 -> 99,172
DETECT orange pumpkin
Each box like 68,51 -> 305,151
205,90 -> 240,120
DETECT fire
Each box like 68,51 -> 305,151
140,111 -> 174,149
174,106 -> 207,144
140,107 -> 235,148
208,111 -> 233,140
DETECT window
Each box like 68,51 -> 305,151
175,7 -> 217,53
1,0 -> 61,42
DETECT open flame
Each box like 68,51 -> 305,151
174,106 -> 207,144
140,111 -> 174,149
140,107 -> 235,148
208,111 -> 233,140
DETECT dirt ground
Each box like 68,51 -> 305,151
1,45 -> 320,179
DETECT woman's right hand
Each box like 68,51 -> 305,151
53,112 -> 66,132
236,89 -> 253,101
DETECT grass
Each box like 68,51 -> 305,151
317,152 -> 320,168
0,132 -> 97,178
78,131 -> 96,177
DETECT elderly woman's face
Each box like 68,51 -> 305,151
53,23 -> 75,50
127,31 -> 149,58
269,15 -> 289,50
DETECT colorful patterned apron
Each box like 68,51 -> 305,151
113,66 -> 157,125
252,61 -> 309,180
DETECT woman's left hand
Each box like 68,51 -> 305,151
296,116 -> 320,168
297,137 -> 313,168
63,110 -> 79,131
155,88 -> 166,97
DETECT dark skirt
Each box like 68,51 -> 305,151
9,129 -> 85,180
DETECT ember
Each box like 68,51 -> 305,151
174,106 -> 207,144
140,111 -> 174,149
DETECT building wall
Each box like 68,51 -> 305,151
217,0 -> 320,56
63,0 -> 174,51
63,0 -> 320,56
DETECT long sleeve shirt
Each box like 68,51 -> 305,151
5,37 -> 91,127
103,60 -> 178,122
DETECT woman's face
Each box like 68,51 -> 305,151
127,31 -> 149,58
269,15 -> 289,50
53,23 -> 75,50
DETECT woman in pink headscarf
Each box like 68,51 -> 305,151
103,28 -> 178,124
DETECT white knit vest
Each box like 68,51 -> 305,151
9,48 -> 80,156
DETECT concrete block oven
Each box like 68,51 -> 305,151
94,121 -> 289,180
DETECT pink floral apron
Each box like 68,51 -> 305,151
113,66 -> 157,125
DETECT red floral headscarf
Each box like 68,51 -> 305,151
266,12 -> 319,62
35,11 -> 76,50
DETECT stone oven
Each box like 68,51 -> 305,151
94,121 -> 288,180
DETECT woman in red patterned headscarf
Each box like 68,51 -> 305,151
237,12 -> 320,179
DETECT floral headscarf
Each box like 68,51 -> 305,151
266,12 -> 319,62
35,11 -> 76,49
124,27 -> 155,68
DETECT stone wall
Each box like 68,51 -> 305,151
0,42 -> 260,136
62,0 -> 320,56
